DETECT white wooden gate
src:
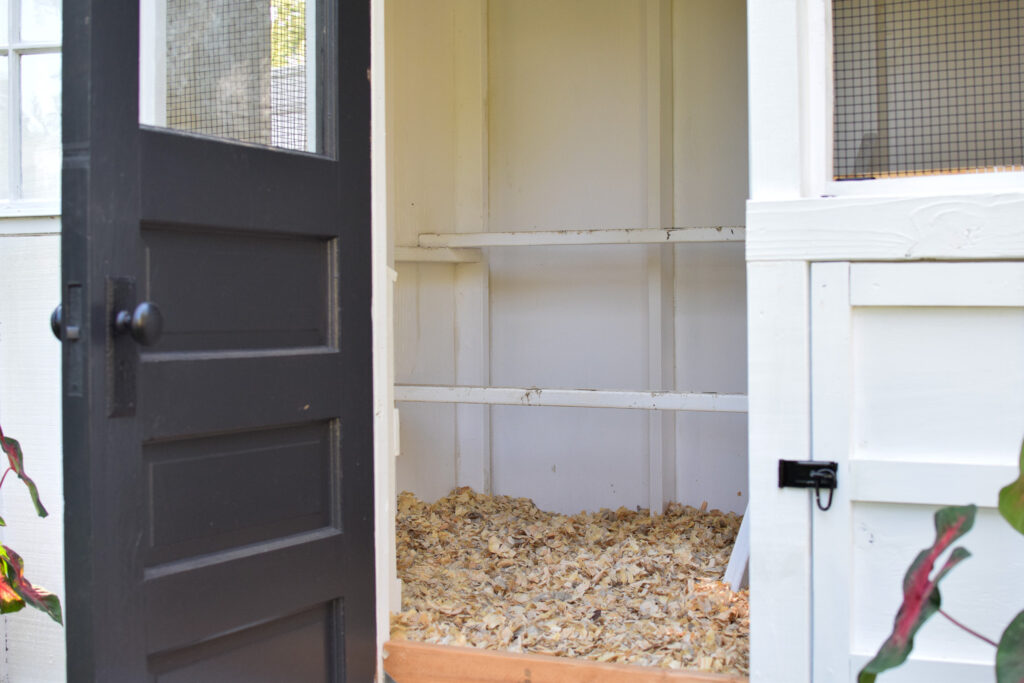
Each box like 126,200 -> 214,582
811,261 -> 1024,682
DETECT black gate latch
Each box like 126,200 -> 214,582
778,460 -> 838,511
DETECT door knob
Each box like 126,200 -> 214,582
50,304 -> 61,340
50,304 -> 81,341
114,302 -> 163,346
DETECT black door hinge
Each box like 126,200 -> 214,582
779,460 -> 838,511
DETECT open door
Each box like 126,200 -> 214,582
60,1 -> 374,680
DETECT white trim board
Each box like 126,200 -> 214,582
747,193 -> 1024,262
394,384 -> 748,413
418,226 -> 744,248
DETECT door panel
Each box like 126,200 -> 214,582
61,2 -> 374,681
811,262 -> 1024,682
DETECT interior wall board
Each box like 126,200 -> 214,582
672,0 -> 749,514
673,0 -> 748,227
388,0 -> 462,500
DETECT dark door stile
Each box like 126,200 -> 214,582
62,3 -> 375,682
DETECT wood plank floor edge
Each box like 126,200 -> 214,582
383,640 -> 749,683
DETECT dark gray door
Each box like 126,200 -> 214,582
60,2 -> 374,681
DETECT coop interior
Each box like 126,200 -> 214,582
384,0 -> 749,675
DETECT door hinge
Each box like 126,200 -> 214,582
778,460 -> 838,511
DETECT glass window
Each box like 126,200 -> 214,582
0,0 -> 62,205
20,52 -> 59,199
833,0 -> 1024,180
20,0 -> 60,43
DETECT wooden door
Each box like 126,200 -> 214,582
60,1 -> 375,680
810,262 -> 1024,681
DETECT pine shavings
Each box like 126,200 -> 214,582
391,487 -> 749,675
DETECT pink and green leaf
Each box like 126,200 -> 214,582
0,423 -> 48,518
998,610 -> 1024,683
0,545 -> 62,624
858,504 -> 977,683
999,439 -> 1024,536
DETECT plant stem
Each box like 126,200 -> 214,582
0,466 -> 11,491
939,609 -> 998,647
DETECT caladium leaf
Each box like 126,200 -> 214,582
998,610 -> 1024,683
1000,439 -> 1024,536
0,423 -> 48,518
858,505 -> 976,683
0,545 -> 62,624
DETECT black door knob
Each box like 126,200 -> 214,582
50,304 -> 80,341
50,304 -> 62,340
114,302 -> 164,346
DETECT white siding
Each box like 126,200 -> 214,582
0,221 -> 65,682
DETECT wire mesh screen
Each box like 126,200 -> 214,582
833,0 -> 1024,180
165,0 -> 310,152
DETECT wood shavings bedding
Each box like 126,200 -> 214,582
391,487 -> 749,675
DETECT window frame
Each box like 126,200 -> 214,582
0,0 -> 61,216
810,0 -> 1024,199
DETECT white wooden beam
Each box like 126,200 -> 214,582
394,246 -> 481,263
418,226 -> 743,248
394,385 -> 748,413
747,193 -> 1024,262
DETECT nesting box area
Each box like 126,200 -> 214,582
391,489 -> 748,675
384,0 -> 749,677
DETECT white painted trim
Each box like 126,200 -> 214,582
305,0 -> 317,153
747,260 -> 812,683
849,460 -> 1012,508
418,226 -> 744,248
394,385 -> 748,413
393,246 -> 480,263
810,261 -> 852,683
369,0 -> 396,675
139,0 -> 168,128
0,215 -> 61,234
850,262 -> 1024,307
0,204 -> 60,220
747,193 -> 1024,262
848,655 -> 994,682
747,0 -> 803,199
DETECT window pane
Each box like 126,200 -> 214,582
20,52 -> 60,200
20,0 -> 61,43
143,0 -> 318,152
834,0 -> 1024,180
0,56 -> 9,200
1,0 -> 9,45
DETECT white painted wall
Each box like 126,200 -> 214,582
0,219 -> 65,682
390,0 -> 748,515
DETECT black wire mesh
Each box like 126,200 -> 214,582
833,0 -> 1024,180
165,0 -> 309,152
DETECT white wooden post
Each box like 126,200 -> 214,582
746,260 -> 812,683
453,0 -> 491,494
645,0 -> 675,515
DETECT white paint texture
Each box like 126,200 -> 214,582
389,0 -> 749,516
0,226 -> 66,682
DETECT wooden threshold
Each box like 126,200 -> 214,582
383,640 -> 748,683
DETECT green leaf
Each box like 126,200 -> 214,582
998,611 -> 1024,683
858,505 -> 977,682
0,424 -> 49,518
0,545 -> 62,625
1000,439 -> 1024,536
